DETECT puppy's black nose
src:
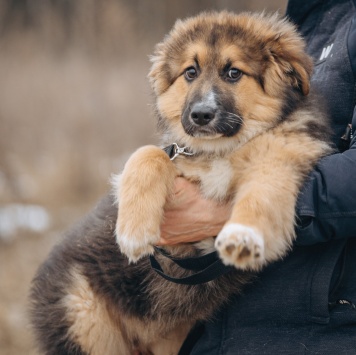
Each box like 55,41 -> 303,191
190,105 -> 216,126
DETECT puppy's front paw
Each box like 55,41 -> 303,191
215,223 -> 265,271
116,224 -> 159,263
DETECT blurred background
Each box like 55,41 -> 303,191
0,0 -> 286,353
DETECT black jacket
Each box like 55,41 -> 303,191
191,1 -> 356,353
292,0 -> 356,245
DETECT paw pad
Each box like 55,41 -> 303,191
215,223 -> 265,270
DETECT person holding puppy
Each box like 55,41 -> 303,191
159,0 -> 356,353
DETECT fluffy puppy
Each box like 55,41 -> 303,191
117,11 -> 331,269
30,11 -> 332,355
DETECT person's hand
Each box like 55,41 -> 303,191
157,177 -> 232,245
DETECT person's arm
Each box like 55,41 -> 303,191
159,109 -> 356,247
296,13 -> 356,245
296,106 -> 356,245
159,108 -> 356,247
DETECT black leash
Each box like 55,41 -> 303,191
148,144 -> 233,285
150,247 -> 233,285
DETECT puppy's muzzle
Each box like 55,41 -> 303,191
190,102 -> 216,126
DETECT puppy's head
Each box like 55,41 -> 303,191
149,12 -> 313,153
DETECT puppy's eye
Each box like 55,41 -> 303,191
226,68 -> 242,82
184,67 -> 198,81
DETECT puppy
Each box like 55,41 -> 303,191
30,12 -> 332,355
117,11 -> 332,269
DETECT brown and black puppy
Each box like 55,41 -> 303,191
117,11 -> 331,269
30,12 -> 332,355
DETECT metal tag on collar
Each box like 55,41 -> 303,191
170,143 -> 194,161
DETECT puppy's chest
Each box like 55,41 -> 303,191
175,158 -> 234,201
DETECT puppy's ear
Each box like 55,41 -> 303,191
264,31 -> 313,96
148,42 -> 171,96
148,18 -> 187,96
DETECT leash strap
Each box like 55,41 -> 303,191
153,246 -> 222,271
149,252 -> 233,285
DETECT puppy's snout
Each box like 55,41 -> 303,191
190,103 -> 216,126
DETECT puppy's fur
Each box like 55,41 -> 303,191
30,12 -> 332,355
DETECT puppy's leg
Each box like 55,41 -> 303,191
215,134 -> 320,271
115,145 -> 176,262
64,266 -> 130,355
215,171 -> 300,270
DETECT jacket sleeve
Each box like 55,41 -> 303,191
296,13 -> 356,245
296,106 -> 356,245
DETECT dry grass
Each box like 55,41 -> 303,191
0,46 -> 155,205
0,1 -> 286,353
